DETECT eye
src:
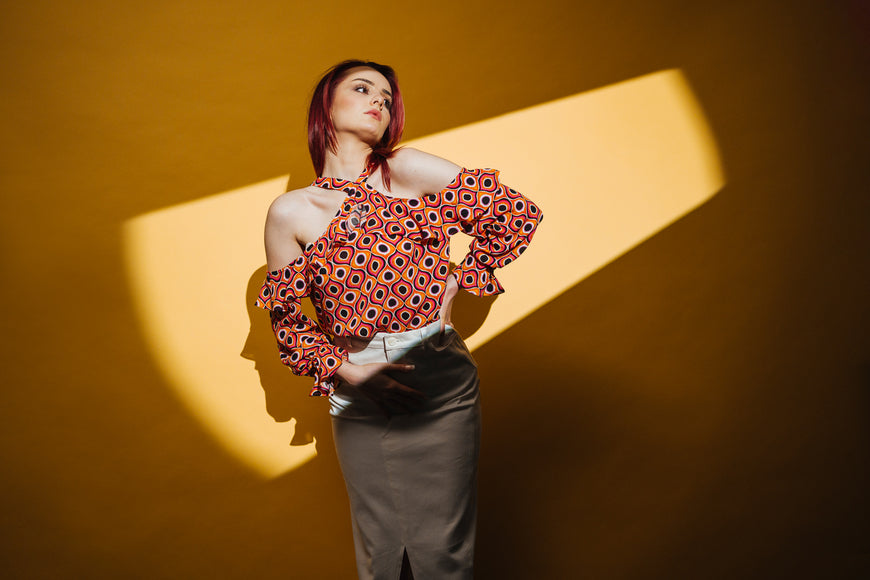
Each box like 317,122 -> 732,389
383,98 -> 393,110
354,84 -> 369,94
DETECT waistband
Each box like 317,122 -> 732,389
334,320 -> 447,353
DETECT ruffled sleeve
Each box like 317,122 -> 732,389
434,168 -> 543,295
256,255 -> 346,396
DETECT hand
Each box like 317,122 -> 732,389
335,360 -> 424,415
438,273 -> 459,333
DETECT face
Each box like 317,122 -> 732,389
330,67 -> 393,145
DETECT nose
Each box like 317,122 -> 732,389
371,95 -> 383,109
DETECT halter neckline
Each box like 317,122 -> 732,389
313,165 -> 372,189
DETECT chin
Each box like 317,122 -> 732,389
361,130 -> 387,147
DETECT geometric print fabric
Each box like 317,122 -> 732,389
256,167 -> 542,396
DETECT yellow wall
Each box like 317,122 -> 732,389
2,1 -> 868,577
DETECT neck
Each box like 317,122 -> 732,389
321,135 -> 374,181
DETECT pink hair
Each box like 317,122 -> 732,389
307,60 -> 405,188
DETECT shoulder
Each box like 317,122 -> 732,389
389,148 -> 462,195
266,186 -> 319,226
264,187 -> 321,270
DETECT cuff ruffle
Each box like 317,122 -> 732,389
308,345 -> 346,397
453,254 -> 505,296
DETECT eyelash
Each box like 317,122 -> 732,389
354,84 -> 392,110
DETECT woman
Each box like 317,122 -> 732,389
257,60 -> 542,579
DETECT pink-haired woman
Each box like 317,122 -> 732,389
257,60 -> 542,580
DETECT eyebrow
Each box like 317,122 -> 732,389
351,77 -> 392,98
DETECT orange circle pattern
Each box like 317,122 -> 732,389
257,168 -> 542,395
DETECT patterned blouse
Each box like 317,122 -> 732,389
256,166 -> 542,396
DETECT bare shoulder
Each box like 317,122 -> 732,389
390,148 -> 462,196
266,186 -> 318,226
264,186 -> 321,270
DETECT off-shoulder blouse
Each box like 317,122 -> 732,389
256,166 -> 542,396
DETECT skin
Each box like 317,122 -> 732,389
264,67 -> 462,411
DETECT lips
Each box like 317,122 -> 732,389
365,109 -> 382,121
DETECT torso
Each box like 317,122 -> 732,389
263,150 -> 472,338
298,168 -> 457,337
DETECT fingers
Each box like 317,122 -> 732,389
342,359 -> 429,415
381,362 -> 415,373
339,361 -> 412,386
376,371 -> 426,403
357,372 -> 426,416
439,274 -> 458,331
438,300 -> 451,330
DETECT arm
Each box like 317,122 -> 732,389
264,193 -> 305,271
393,148 -> 543,295
258,193 -> 345,396
390,148 -> 542,333
260,191 -> 423,405
445,167 -> 543,295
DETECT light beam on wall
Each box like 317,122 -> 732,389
123,69 -> 724,478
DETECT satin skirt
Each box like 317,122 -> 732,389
330,321 -> 481,580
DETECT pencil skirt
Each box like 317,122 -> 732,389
330,321 -> 481,580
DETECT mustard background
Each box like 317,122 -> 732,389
124,68 -> 723,479
2,1 -> 868,578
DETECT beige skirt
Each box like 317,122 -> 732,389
330,321 -> 480,580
